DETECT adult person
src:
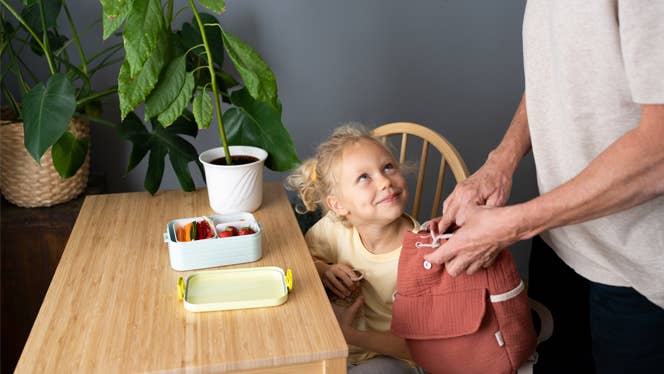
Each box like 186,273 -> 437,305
424,1 -> 664,373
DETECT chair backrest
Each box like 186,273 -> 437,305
372,122 -> 469,220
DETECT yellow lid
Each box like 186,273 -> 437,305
285,269 -> 293,292
177,277 -> 185,301
180,266 -> 291,312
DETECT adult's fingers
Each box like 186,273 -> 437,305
485,192 -> 503,207
444,252 -> 476,277
423,241 -> 457,265
460,248 -> 501,275
482,253 -> 499,268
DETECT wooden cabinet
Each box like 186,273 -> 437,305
1,175 -> 105,374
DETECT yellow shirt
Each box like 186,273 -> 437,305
304,212 -> 419,363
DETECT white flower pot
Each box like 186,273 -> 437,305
199,146 -> 268,213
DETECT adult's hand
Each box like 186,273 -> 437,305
425,204 -> 524,276
432,158 -> 514,238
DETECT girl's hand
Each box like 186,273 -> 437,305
331,296 -> 364,340
323,263 -> 360,298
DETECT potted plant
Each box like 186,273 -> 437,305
1,0 -> 121,207
102,0 -> 300,212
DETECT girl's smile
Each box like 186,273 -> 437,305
328,139 -> 408,225
375,191 -> 402,205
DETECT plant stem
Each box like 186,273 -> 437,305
63,2 -> 88,75
76,87 -> 118,107
0,0 -> 54,73
73,112 -> 117,128
166,0 -> 174,26
37,0 -> 56,74
189,0 -> 231,164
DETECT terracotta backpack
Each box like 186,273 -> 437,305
391,229 -> 540,374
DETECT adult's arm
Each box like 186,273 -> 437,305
431,93 -> 531,235
426,104 -> 664,276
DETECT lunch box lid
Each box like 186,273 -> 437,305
177,266 -> 293,312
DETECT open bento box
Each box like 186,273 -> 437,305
177,267 -> 293,312
164,212 -> 262,271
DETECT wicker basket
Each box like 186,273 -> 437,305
0,118 -> 90,207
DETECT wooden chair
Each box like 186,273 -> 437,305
372,122 -> 469,220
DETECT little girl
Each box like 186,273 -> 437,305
287,124 -> 420,373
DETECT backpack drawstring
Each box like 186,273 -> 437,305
416,220 -> 453,248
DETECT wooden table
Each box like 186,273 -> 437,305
15,183 -> 348,373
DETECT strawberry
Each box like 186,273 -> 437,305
218,230 -> 234,238
238,227 -> 255,236
225,226 -> 238,236
196,220 -> 213,240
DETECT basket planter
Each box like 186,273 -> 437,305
0,118 -> 90,207
199,146 -> 268,214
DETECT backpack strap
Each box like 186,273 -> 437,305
517,298 -> 554,374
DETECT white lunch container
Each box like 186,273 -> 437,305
164,212 -> 261,271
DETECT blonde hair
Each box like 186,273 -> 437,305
286,123 -> 398,222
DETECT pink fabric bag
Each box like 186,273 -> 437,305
391,231 -> 536,374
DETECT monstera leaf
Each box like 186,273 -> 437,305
118,112 -> 204,194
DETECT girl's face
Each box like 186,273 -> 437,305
328,139 -> 408,225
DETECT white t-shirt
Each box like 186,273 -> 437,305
305,212 -> 419,363
523,0 -> 664,307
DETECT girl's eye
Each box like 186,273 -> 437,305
384,163 -> 395,172
358,173 -> 369,182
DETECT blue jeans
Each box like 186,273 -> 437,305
528,236 -> 664,374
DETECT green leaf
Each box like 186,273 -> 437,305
192,90 -> 212,129
118,31 -> 171,120
117,112 -> 151,173
198,0 -> 225,14
154,123 -> 199,161
223,89 -> 300,171
21,0 -> 62,34
22,73 -> 76,162
168,111 -> 199,137
122,0 -> 164,77
169,154 -> 195,191
118,113 -> 202,193
157,72 -> 195,126
145,55 -> 186,119
100,0 -> 131,18
144,140 -> 166,194
176,15 -> 224,68
221,29 -> 278,109
101,0 -> 134,39
51,132 -> 89,178
29,30 -> 67,56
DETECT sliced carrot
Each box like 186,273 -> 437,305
183,222 -> 194,242
176,226 -> 185,241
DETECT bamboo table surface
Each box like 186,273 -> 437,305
15,183 -> 348,373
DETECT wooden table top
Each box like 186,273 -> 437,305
15,183 -> 347,373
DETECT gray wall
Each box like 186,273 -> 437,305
6,1 -> 538,277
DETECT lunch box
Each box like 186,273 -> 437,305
164,212 -> 262,271
177,266 -> 293,312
